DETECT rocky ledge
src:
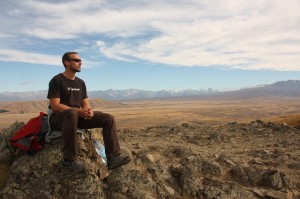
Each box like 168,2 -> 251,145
0,120 -> 299,199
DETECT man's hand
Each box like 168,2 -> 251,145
79,108 -> 94,119
80,98 -> 93,119
50,98 -> 94,119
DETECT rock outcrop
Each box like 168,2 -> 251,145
0,120 -> 299,198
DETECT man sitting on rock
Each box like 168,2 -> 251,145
47,51 -> 131,172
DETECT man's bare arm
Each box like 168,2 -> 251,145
81,98 -> 91,109
81,98 -> 94,119
49,98 -> 72,112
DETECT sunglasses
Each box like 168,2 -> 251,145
69,59 -> 82,63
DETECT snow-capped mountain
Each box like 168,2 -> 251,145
0,80 -> 299,102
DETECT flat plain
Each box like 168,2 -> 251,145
1,96 -> 300,131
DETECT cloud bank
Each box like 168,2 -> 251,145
0,0 -> 299,70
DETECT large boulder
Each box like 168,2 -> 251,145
0,123 -> 108,199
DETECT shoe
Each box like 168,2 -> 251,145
64,159 -> 88,173
107,155 -> 131,170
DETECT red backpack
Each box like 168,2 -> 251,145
10,112 -> 48,154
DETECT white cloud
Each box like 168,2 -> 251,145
0,0 -> 299,71
0,49 -> 60,66
95,0 -> 300,71
0,49 -> 95,68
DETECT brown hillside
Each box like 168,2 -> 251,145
1,97 -> 300,132
0,98 -> 119,114
268,114 -> 300,127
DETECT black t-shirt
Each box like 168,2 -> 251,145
47,73 -> 88,109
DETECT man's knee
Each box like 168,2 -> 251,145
63,109 -> 79,121
100,113 -> 116,127
106,113 -> 115,122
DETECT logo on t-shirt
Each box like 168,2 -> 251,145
67,87 -> 80,91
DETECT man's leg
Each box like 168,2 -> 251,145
49,109 -> 79,160
78,111 -> 120,160
49,109 -> 87,172
78,111 -> 131,169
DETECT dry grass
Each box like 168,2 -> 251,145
1,97 -> 300,131
268,114 -> 300,126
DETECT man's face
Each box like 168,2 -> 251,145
67,54 -> 82,72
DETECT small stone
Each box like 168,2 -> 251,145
202,160 -> 222,176
249,158 -> 264,165
260,170 -> 285,189
137,151 -> 155,166
265,190 -> 293,199
208,132 -> 223,142
163,184 -> 176,196
170,164 -> 182,177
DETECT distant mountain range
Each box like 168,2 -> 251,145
0,80 -> 299,102
216,80 -> 300,99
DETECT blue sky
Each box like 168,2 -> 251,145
0,0 -> 299,92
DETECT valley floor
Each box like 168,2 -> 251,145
1,97 -> 300,132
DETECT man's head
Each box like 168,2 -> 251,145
62,52 -> 82,72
